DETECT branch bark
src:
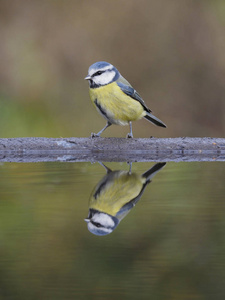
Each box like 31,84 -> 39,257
0,137 -> 224,162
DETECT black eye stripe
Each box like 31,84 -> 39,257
92,221 -> 102,228
93,70 -> 104,77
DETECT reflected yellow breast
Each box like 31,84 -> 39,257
89,172 -> 145,216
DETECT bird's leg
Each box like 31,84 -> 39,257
91,121 -> 112,138
126,121 -> 133,138
98,162 -> 112,173
127,162 -> 132,174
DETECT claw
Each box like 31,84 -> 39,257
91,133 -> 100,138
126,133 -> 133,138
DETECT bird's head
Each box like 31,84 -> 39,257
84,208 -> 119,236
85,61 -> 120,88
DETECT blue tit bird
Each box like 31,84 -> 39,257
85,61 -> 166,138
85,162 -> 166,236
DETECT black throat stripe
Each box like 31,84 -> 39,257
94,99 -> 108,119
90,81 -> 101,88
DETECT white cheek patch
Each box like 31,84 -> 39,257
92,213 -> 115,228
94,70 -> 116,85
89,64 -> 113,77
88,223 -> 112,234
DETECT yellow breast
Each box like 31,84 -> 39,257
89,82 -> 145,125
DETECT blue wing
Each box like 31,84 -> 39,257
116,80 -> 151,113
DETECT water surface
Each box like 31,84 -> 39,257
0,161 -> 224,299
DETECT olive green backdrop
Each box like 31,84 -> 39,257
0,0 -> 224,138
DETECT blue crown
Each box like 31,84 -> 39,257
89,61 -> 112,71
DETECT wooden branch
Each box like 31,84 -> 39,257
0,137 -> 224,162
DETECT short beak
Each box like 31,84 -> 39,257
84,218 -> 90,223
84,75 -> 91,80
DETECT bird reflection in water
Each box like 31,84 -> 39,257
85,162 -> 166,236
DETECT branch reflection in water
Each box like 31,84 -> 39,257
85,162 -> 166,236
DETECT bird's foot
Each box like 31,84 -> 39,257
91,133 -> 100,138
126,133 -> 133,138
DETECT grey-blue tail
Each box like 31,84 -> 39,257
142,162 -> 166,181
144,112 -> 167,128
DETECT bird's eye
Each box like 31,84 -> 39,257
92,221 -> 102,228
94,71 -> 103,76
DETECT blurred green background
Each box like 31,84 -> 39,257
0,0 -> 224,138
